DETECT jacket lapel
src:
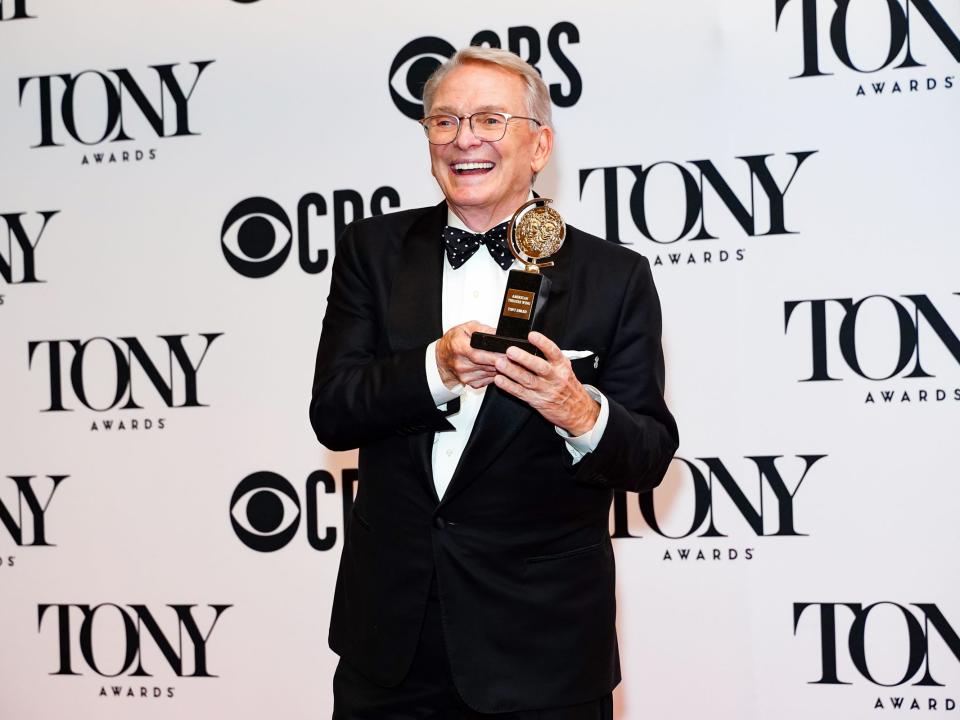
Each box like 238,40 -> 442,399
387,200 -> 446,352
531,233 -> 574,349
386,200 -> 448,503
438,228 -> 575,508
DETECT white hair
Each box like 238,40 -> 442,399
422,46 -> 553,129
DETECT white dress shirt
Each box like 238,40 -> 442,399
423,205 -> 609,499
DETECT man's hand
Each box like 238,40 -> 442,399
436,321 -> 503,390
493,331 -> 600,436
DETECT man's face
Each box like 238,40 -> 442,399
427,62 -> 552,222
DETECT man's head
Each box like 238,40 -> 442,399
421,47 -> 554,229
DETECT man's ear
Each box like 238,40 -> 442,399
531,126 -> 554,174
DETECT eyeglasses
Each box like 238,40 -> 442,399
419,112 -> 542,145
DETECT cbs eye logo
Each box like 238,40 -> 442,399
221,197 -> 294,279
388,23 -> 583,120
221,188 -> 400,278
230,470 -> 347,552
389,37 -> 457,121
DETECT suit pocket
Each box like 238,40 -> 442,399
519,538 -> 616,676
525,541 -> 604,564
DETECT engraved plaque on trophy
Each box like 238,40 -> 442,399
470,198 -> 566,358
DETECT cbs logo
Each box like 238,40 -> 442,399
229,469 -> 357,552
389,22 -> 582,120
220,187 -> 399,278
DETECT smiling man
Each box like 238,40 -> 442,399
311,46 -> 678,720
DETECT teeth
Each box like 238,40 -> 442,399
454,162 -> 494,171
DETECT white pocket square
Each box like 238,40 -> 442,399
561,350 -> 595,360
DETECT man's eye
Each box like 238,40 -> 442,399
482,116 -> 504,126
435,118 -> 455,128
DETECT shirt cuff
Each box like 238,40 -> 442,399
555,385 -> 609,464
425,340 -> 463,407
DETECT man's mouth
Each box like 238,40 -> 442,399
451,161 -> 495,176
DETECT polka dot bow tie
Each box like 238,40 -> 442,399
442,222 -> 514,271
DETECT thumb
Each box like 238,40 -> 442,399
463,320 -> 497,335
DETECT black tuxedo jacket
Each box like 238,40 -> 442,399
310,200 -> 678,714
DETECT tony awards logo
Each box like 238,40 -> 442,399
471,198 -> 565,357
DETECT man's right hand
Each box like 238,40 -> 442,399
435,321 -> 503,390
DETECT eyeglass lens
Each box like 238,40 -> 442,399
424,113 -> 509,144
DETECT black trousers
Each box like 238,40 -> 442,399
332,578 -> 613,720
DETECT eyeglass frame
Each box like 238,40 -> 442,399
418,111 -> 543,145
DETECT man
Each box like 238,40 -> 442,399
311,46 -> 678,719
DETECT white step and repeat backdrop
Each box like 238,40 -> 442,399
2,1 -> 959,718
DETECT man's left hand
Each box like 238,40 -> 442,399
493,331 -> 600,436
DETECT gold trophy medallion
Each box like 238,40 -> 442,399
508,199 -> 566,271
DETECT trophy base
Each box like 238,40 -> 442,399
470,332 -> 544,358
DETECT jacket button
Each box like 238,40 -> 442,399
433,516 -> 446,530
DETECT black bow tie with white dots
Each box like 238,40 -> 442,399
442,222 -> 514,271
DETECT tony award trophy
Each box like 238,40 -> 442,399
470,198 -> 566,358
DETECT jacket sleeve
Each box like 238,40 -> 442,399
565,255 -> 679,493
309,224 -> 452,451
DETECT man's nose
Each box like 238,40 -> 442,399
454,118 -> 482,150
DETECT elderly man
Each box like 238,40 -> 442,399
310,46 -> 678,720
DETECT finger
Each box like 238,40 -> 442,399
493,373 -> 530,401
462,320 -> 498,336
528,331 -> 564,363
460,368 -> 496,382
504,345 -> 551,376
495,356 -> 540,389
467,376 -> 496,389
454,363 -> 496,381
466,348 -> 504,367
